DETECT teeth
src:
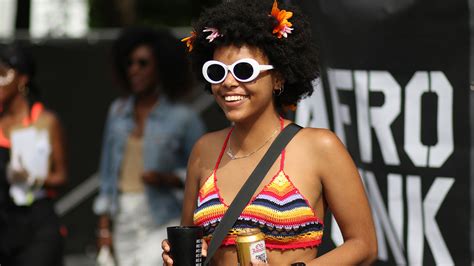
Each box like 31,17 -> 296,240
224,95 -> 247,102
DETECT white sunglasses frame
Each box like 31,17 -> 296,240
202,58 -> 274,84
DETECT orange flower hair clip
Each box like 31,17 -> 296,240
181,30 -> 196,52
270,0 -> 293,38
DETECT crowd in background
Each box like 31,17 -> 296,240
0,26 -> 206,266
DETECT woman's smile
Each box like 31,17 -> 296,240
222,93 -> 250,107
224,95 -> 248,102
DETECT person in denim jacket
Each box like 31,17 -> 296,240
93,27 -> 205,266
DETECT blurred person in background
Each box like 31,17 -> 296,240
93,27 -> 205,266
0,44 -> 67,266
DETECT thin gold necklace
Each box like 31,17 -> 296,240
226,128 -> 279,160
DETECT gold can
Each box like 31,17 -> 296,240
235,228 -> 267,266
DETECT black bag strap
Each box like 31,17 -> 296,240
204,123 -> 302,265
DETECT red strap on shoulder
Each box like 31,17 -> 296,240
279,117 -> 286,170
0,129 -> 10,148
214,128 -> 233,172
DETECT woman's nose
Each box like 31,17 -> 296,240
221,70 -> 239,88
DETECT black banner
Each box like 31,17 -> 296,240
295,0 -> 470,264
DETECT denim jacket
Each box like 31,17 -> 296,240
93,95 -> 205,225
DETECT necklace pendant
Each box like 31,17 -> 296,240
226,128 -> 279,160
226,149 -> 236,160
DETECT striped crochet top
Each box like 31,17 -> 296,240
193,121 -> 324,250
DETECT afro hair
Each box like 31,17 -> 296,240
189,0 -> 319,107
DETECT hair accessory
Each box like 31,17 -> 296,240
270,0 -> 294,38
203,27 -> 222,43
181,30 -> 197,52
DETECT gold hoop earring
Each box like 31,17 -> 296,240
18,85 -> 29,96
273,86 -> 284,96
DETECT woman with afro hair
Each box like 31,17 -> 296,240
163,0 -> 377,265
93,27 -> 205,266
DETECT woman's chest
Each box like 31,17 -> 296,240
205,156 -> 323,211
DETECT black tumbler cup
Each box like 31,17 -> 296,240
167,226 -> 204,266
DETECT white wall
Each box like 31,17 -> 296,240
0,0 -> 17,38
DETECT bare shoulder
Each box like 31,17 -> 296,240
189,128 -> 232,171
294,127 -> 359,182
192,128 -> 231,154
39,109 -> 58,121
38,109 -> 62,129
294,127 -> 344,153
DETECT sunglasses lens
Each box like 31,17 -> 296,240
207,64 -> 226,82
233,62 -> 254,81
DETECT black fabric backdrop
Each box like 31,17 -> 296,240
294,0 -> 470,264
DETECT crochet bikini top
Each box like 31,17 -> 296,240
193,120 -> 324,250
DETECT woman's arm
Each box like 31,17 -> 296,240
308,129 -> 377,265
93,102 -> 118,249
97,214 -> 113,247
141,171 -> 184,188
43,112 -> 67,188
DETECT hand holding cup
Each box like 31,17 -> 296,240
162,226 -> 207,266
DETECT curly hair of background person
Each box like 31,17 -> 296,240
112,27 -> 195,100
